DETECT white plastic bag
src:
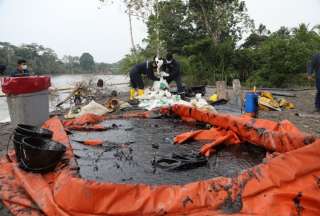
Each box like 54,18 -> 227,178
153,77 -> 169,91
76,100 -> 109,117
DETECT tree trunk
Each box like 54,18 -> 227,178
156,0 -> 160,56
128,9 -> 136,53
199,3 -> 218,45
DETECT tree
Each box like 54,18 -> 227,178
245,24 -> 320,87
0,41 -> 114,75
99,0 -> 164,54
188,0 -> 253,45
312,24 -> 320,35
113,0 -> 320,88
79,53 -> 95,72
98,0 -> 147,53
273,26 -> 291,38
242,24 -> 270,48
62,55 -> 80,74
145,0 -> 194,55
130,0 -> 163,55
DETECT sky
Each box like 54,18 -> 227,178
0,0 -> 319,63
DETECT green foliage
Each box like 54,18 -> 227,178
245,24 -> 320,87
118,48 -> 148,74
188,0 -> 253,44
146,0 -> 194,55
120,0 -> 256,85
0,42 -> 63,75
183,37 -> 237,84
126,0 -> 320,88
0,42 -> 114,75
80,52 -> 95,71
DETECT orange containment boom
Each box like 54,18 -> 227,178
0,105 -> 319,215
162,105 -> 315,156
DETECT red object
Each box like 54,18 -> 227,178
83,139 -> 104,146
1,76 -> 51,95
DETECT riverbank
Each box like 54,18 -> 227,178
0,88 -> 318,215
0,74 -> 130,122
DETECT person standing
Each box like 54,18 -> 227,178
10,59 -> 30,77
308,53 -> 320,113
164,53 -> 184,94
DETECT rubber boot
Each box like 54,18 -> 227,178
138,89 -> 144,97
129,88 -> 136,100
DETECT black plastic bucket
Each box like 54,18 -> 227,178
19,137 -> 66,173
16,124 -> 53,139
12,124 -> 53,162
13,130 -> 28,162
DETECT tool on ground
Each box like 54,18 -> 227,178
154,152 -> 207,171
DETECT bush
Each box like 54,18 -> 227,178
245,26 -> 320,88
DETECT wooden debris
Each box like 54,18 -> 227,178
216,81 -> 228,100
295,113 -> 320,119
257,91 -> 296,97
56,81 -> 93,107
230,79 -> 243,108
259,101 -> 282,111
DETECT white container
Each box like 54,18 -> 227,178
7,90 -> 49,126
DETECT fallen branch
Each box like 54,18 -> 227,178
257,91 -> 296,97
294,113 -> 320,119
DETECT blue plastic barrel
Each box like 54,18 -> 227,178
245,93 -> 258,113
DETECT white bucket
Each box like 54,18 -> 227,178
7,90 -> 49,126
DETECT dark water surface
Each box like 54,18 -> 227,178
70,118 -> 266,185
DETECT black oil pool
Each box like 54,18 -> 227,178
70,118 -> 266,185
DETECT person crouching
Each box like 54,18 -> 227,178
129,58 -> 160,100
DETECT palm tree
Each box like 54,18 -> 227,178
312,24 -> 320,35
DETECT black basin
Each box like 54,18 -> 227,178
19,137 -> 66,173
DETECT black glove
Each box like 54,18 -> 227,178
0,65 -> 6,74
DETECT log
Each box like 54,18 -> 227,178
231,79 -> 243,108
257,91 -> 296,97
109,82 -> 130,86
259,101 -> 282,111
206,86 -> 312,92
294,113 -> 320,119
216,81 -> 228,100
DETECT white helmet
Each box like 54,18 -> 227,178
155,56 -> 164,68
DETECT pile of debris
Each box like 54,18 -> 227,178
59,77 -> 218,120
56,77 -> 296,121
135,78 -> 215,112
258,91 -> 295,111
137,89 -> 216,113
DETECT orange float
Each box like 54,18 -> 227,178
0,105 -> 319,216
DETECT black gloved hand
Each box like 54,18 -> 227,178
0,65 -> 6,74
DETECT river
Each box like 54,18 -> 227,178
0,74 -> 129,122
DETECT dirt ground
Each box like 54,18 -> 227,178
0,88 -> 318,215
258,90 -> 320,136
206,88 -> 320,136
0,122 -> 15,158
